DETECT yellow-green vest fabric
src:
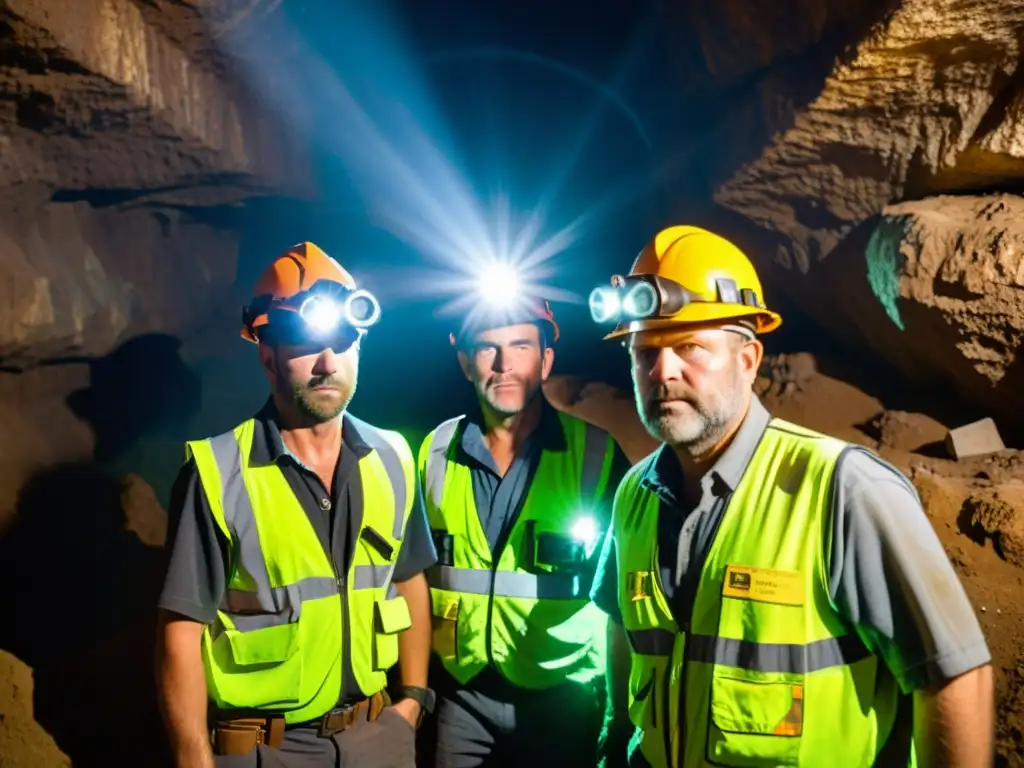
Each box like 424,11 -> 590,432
187,416 -> 415,725
615,419 -> 910,768
421,410 -> 616,690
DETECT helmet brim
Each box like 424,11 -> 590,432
602,303 -> 782,341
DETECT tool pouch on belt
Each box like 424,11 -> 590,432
210,715 -> 285,756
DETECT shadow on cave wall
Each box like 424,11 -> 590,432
64,333 -> 202,463
0,332 -> 206,767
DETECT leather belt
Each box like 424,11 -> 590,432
309,690 -> 389,738
210,714 -> 285,756
209,690 -> 388,755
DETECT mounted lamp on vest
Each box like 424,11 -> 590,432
524,514 -> 601,572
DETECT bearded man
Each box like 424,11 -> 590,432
156,242 -> 437,768
589,226 -> 994,768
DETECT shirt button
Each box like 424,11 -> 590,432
320,497 -> 331,510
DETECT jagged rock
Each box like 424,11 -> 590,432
543,375 -> 658,463
0,201 -> 240,369
758,352 -> 817,396
0,650 -> 70,768
876,410 -> 947,452
0,0 -> 311,198
962,483 -> 1024,567
872,196 -> 1024,407
692,0 -> 1024,432
714,0 -> 1024,257
121,473 -> 168,548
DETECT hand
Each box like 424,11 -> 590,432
389,697 -> 421,728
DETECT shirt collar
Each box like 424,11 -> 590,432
458,396 -> 567,466
642,396 -> 772,502
248,397 -> 372,468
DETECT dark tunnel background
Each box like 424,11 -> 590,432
219,0 -> 689,466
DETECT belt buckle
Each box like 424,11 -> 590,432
317,705 -> 354,738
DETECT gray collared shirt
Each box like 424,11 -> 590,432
455,403 -> 575,553
591,396 -> 990,695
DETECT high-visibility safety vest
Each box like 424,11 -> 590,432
187,416 -> 416,725
615,419 -> 911,768
421,410 -> 617,690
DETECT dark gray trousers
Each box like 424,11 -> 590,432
215,708 -> 416,768
431,668 -> 602,768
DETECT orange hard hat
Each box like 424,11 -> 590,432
241,241 -> 357,343
449,299 -> 560,348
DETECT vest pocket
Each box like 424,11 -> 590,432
430,591 -> 460,662
213,620 -> 304,707
707,673 -> 803,766
222,622 -> 302,666
373,595 -> 412,671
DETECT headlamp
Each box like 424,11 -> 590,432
589,274 -> 763,325
298,288 -> 381,335
475,261 -> 520,309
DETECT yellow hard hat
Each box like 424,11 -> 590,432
593,225 -> 782,340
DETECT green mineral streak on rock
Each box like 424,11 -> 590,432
865,219 -> 906,331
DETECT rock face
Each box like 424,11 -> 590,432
0,3 -> 313,764
543,375 -> 658,462
808,194 -> 1024,426
963,483 -> 1024,568
0,0 -> 311,201
0,201 -> 241,369
713,0 -> 1024,248
671,0 -> 1024,435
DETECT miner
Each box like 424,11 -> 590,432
589,225 -> 994,767
155,242 -> 437,767
419,286 -> 631,767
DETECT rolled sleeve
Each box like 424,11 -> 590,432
829,448 -> 991,693
157,459 -> 230,624
392,480 -> 438,582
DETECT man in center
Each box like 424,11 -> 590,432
418,294 -> 631,767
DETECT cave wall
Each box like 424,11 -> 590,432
661,0 -> 1024,439
0,0 -> 320,754
0,198 -> 262,766
0,200 -> 241,513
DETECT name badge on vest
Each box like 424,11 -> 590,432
721,564 -> 804,606
626,570 -> 652,602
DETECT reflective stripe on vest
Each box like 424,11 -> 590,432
616,419 -> 907,768
203,430 -> 396,634
625,628 -> 871,672
427,564 -> 586,599
190,417 -> 415,724
421,411 -> 614,690
423,416 -> 610,511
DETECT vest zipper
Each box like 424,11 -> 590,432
335,557 -> 349,702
